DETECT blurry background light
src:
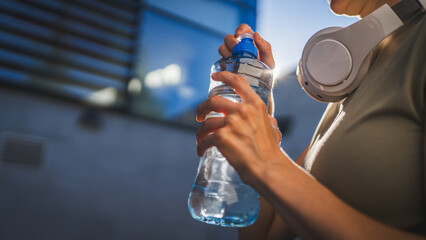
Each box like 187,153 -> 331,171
178,86 -> 195,99
144,63 -> 182,89
128,77 -> 142,95
87,87 -> 117,106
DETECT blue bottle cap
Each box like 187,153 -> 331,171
232,33 -> 258,58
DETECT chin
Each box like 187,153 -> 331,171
329,0 -> 350,15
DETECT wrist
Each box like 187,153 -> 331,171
249,148 -> 294,191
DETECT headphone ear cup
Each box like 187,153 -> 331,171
298,27 -> 351,102
298,41 -> 373,103
309,27 -> 343,38
343,50 -> 373,94
306,39 -> 352,86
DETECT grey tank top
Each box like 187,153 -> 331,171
303,12 -> 426,228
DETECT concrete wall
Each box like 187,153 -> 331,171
0,87 -> 236,240
273,73 -> 327,159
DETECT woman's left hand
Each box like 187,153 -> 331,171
196,71 -> 283,184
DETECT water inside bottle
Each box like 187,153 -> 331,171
188,88 -> 266,227
188,171 -> 259,227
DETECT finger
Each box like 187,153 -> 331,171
197,128 -> 232,157
268,115 -> 278,128
235,23 -> 254,38
196,117 -> 225,144
219,44 -> 232,58
253,32 -> 275,69
211,71 -> 260,104
197,130 -> 217,156
196,95 -> 239,122
268,93 -> 275,116
224,34 -> 237,53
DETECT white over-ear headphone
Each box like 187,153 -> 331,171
297,0 -> 425,102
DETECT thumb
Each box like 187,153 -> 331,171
235,23 -> 253,37
253,32 -> 275,69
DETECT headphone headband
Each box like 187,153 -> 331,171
393,0 -> 425,21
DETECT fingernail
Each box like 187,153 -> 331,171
196,113 -> 204,122
211,72 -> 217,79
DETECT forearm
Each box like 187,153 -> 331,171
239,196 -> 295,240
252,154 -> 425,240
239,146 -> 309,240
238,196 -> 275,240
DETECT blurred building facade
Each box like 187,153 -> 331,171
0,0 -> 256,239
0,0 -> 326,239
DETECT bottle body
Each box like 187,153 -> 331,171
188,55 -> 273,227
188,146 -> 260,227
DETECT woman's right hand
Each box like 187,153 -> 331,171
214,24 -> 294,240
219,24 -> 275,69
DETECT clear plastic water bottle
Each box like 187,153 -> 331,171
188,33 -> 273,227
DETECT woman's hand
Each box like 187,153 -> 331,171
219,24 -> 275,69
196,71 -> 284,184
220,23 -> 277,115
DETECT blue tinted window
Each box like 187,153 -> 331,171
0,0 -> 256,127
130,10 -> 223,123
144,0 -> 240,35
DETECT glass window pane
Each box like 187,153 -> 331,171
144,0 -> 240,35
0,0 -> 134,108
131,10 -> 224,126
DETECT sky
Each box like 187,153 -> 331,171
257,0 -> 358,77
